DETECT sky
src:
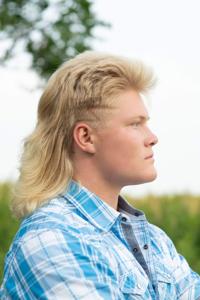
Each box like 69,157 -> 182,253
0,0 -> 200,196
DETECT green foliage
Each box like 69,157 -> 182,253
0,0 -> 110,79
0,182 -> 20,281
1,184 -> 200,283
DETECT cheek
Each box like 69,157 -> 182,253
100,133 -> 141,163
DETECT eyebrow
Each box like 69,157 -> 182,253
129,115 -> 150,122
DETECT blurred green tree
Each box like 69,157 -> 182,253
0,0 -> 109,79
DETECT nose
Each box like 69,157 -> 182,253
144,128 -> 158,147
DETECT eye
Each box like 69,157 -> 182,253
131,122 -> 140,128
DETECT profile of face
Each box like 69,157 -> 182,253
92,89 -> 158,188
73,89 -> 158,190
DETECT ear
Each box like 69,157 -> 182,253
73,122 -> 96,154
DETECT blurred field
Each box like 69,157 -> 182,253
0,182 -> 20,282
0,182 -> 200,283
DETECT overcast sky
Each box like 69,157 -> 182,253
0,0 -> 200,196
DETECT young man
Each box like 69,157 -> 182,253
1,52 -> 200,299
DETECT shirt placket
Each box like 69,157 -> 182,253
120,214 -> 159,300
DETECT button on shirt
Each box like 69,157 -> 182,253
1,180 -> 200,299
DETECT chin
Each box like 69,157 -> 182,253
133,170 -> 157,185
144,170 -> 157,183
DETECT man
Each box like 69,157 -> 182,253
0,52 -> 200,299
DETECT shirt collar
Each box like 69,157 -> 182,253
118,195 -> 145,219
61,180 -> 144,231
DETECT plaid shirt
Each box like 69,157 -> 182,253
1,180 -> 200,299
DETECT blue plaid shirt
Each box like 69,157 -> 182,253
1,180 -> 200,299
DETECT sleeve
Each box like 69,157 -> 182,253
4,229 -> 124,300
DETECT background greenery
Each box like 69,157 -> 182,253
1,182 -> 200,282
0,182 -> 20,282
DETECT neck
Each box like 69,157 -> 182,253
73,164 -> 120,211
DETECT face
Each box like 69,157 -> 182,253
93,89 -> 158,189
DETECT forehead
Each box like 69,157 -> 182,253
110,89 -> 149,120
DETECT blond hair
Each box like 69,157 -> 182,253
13,51 -> 155,218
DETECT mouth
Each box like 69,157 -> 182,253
145,154 -> 154,160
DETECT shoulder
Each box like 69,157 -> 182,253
16,196 -> 95,240
7,196 -> 104,265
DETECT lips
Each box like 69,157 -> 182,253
145,154 -> 154,159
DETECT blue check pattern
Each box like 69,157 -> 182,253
1,180 -> 200,299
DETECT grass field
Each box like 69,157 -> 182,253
1,182 -> 200,283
